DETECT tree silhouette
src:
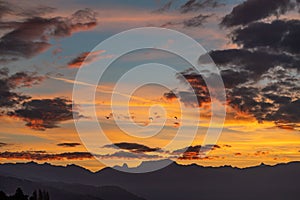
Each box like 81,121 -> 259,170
0,191 -> 8,199
38,190 -> 42,200
29,191 -> 37,200
0,188 -> 50,200
10,188 -> 28,200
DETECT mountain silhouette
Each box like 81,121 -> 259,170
0,175 -> 145,200
1,160 -> 300,200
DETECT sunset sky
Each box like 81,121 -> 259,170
0,0 -> 299,171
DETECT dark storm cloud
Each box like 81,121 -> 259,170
232,20 -> 300,54
263,94 -> 291,105
0,68 -> 44,110
180,0 -> 222,13
176,0 -> 300,130
103,142 -> 161,153
175,70 -> 211,107
0,8 -> 97,62
176,90 -> 208,107
0,151 -> 93,160
8,98 -> 83,131
209,49 -> 299,78
266,100 -> 300,123
57,143 -> 81,147
225,66 -> 300,125
227,86 -> 274,123
163,68 -> 235,108
220,69 -> 249,88
208,4 -> 300,126
164,64 -> 299,128
221,0 -> 293,27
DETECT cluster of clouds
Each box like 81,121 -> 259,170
164,0 -> 300,130
214,0 -> 300,128
0,68 -> 82,130
0,140 -> 293,161
0,141 -> 223,161
0,1 -> 99,130
221,0 -> 297,27
0,68 -> 42,110
0,0 -> 97,63
0,151 -> 93,160
101,142 -> 225,160
154,0 -> 223,28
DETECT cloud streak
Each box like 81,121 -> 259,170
57,143 -> 81,147
0,142 -> 8,147
104,142 -> 161,153
0,151 -> 93,160
68,50 -> 107,68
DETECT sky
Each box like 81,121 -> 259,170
0,0 -> 300,171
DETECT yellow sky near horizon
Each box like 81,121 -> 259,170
1,79 -> 300,171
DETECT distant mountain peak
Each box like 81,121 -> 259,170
113,159 -> 175,173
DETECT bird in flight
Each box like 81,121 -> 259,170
105,113 -> 113,119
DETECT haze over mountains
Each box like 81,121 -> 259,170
1,160 -> 300,200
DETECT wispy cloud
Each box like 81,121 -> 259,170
0,151 -> 93,160
103,142 -> 161,153
57,142 -> 81,147
68,50 -> 113,68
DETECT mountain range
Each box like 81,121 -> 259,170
1,160 -> 300,200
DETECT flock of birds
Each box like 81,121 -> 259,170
104,112 -> 180,127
